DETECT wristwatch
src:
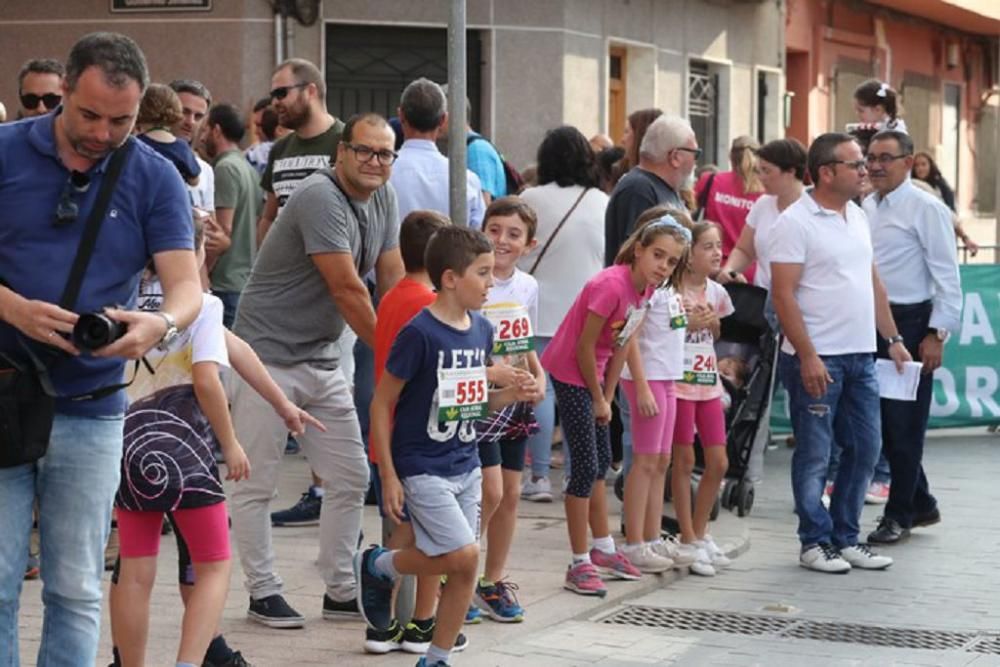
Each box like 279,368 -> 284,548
927,327 -> 949,342
887,335 -> 905,347
155,311 -> 180,349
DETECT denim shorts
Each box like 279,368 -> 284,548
401,468 -> 482,557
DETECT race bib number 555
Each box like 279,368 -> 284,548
437,366 -> 489,422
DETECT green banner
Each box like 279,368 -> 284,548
770,265 -> 1000,432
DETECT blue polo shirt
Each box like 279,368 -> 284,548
0,112 -> 193,417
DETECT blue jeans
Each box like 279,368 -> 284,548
780,352 -> 881,548
617,386 -> 634,475
827,442 -> 891,485
0,413 -> 124,666
525,337 -> 572,479
211,289 -> 241,329
879,301 -> 937,528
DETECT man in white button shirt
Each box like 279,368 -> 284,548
389,77 -> 485,228
770,132 -> 911,574
862,130 -> 962,545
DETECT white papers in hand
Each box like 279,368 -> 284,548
875,359 -> 923,401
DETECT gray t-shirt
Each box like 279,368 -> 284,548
234,168 -> 399,366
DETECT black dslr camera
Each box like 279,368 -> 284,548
73,311 -> 127,351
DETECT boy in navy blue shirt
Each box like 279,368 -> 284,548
357,226 -> 540,667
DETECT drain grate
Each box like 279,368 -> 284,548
600,606 -> 999,654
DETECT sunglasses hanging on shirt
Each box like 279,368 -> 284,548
53,171 -> 92,227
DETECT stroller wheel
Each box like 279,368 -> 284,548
710,493 -> 721,521
613,468 -> 625,502
736,481 -> 755,517
720,479 -> 738,510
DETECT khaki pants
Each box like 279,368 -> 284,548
230,362 -> 369,601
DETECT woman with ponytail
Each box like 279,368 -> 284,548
693,136 -> 763,280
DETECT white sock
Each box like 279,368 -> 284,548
623,542 -> 643,553
572,552 -> 591,564
592,535 -> 616,555
646,539 -> 661,548
310,485 -> 325,497
373,550 -> 399,580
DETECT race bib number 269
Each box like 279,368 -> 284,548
483,304 -> 534,355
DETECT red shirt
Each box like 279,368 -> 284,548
371,277 -> 436,463
695,171 -> 763,282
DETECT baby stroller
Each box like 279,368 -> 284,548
614,282 -> 778,525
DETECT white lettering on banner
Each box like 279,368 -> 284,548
966,367 -> 1000,418
958,293 -> 997,346
931,368 -> 960,417
713,191 -> 755,211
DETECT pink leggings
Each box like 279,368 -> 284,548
117,503 -> 231,562
673,397 -> 727,447
621,380 -> 677,456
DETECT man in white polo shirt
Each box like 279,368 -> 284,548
769,132 -> 911,574
862,130 -> 961,545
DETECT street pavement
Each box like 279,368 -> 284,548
14,428 -> 1000,666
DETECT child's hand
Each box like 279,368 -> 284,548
489,363 -> 522,388
222,443 -> 251,482
592,396 -> 612,425
637,385 -> 660,418
381,475 -> 406,524
277,399 -> 326,436
686,303 -> 713,330
513,373 -> 543,404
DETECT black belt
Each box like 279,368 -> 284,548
889,300 -> 932,315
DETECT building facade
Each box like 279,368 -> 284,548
785,0 -> 1000,215
1,0 -> 784,170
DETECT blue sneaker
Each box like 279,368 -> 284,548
353,546 -> 394,630
415,658 -> 450,667
464,605 -> 482,624
474,578 -> 524,622
271,487 -> 321,526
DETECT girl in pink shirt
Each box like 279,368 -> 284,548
541,216 -> 684,597
672,222 -> 735,576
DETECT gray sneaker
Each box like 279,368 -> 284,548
839,543 -> 893,570
799,543 -> 851,574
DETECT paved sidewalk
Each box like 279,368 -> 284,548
15,450 -> 749,666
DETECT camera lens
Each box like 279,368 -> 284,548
72,313 -> 126,350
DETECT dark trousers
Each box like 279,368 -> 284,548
877,300 -> 938,528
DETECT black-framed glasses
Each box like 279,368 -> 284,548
20,93 -> 61,111
675,146 -> 703,159
343,142 -> 398,166
824,159 -> 867,172
865,153 -> 908,166
53,171 -> 91,227
269,82 -> 309,100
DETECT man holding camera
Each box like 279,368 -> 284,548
0,33 -> 202,666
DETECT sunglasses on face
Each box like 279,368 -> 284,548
54,171 -> 91,227
269,82 -> 309,100
20,93 -> 62,110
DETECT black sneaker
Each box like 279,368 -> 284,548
364,618 -> 404,654
867,516 -> 910,544
353,546 -> 394,631
247,594 -> 305,629
202,650 -> 253,667
322,593 -> 361,620
270,488 -> 321,526
912,507 -> 941,528
401,619 -> 468,654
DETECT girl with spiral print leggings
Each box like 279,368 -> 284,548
540,216 -> 686,597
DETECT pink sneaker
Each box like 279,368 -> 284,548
589,548 -> 642,581
865,481 -> 890,505
564,561 -> 607,597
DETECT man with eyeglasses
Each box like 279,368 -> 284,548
861,130 -> 961,546
604,114 -> 695,267
0,32 -> 202,666
390,77 -> 485,228
769,132 -> 910,575
257,58 -> 344,245
230,112 -> 404,629
17,58 -> 65,119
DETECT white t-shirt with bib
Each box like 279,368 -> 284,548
621,286 -> 687,382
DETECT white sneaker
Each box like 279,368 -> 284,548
698,535 -> 732,569
839,543 -> 893,570
688,545 -> 716,577
800,543 -> 851,574
623,544 -> 673,573
521,477 -> 553,502
652,536 -> 697,567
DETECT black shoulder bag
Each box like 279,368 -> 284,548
0,141 -> 132,468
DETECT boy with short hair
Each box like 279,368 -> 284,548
366,209 -> 453,655
358,226 -> 541,667
473,196 -> 546,623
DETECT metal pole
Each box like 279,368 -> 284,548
274,12 -> 284,66
448,0 -> 468,227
